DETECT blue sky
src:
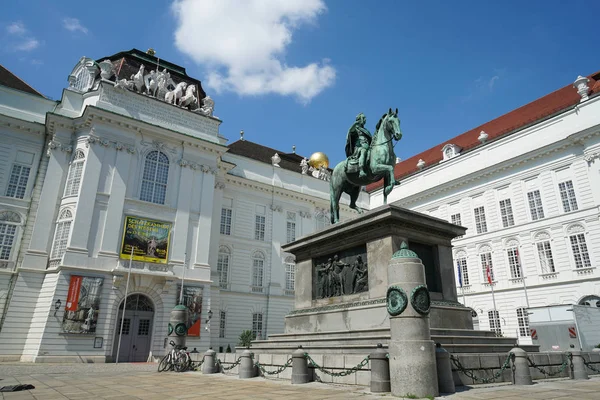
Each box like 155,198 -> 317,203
2,0 -> 599,165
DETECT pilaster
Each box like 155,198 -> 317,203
171,165 -> 194,264
194,171 -> 216,267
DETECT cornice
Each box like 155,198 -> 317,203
0,115 -> 46,135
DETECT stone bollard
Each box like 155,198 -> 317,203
370,343 -> 391,393
435,343 -> 455,394
569,350 -> 589,380
292,346 -> 311,384
387,242 -> 439,398
202,348 -> 218,374
239,349 -> 257,379
510,348 -> 533,385
168,305 -> 189,350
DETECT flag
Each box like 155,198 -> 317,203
486,264 -> 493,284
515,248 -> 523,277
457,261 -> 463,288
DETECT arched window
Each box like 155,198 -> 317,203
579,295 -> 600,307
64,150 -> 86,197
51,209 -> 73,261
217,246 -> 230,289
284,255 -> 295,292
140,150 -> 169,204
0,211 -> 21,261
251,251 -> 265,292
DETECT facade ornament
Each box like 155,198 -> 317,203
209,167 -> 218,175
126,146 -> 136,154
299,211 -> 312,219
478,130 -> 489,144
114,142 -> 124,151
189,162 -> 199,170
567,224 -> 585,234
270,204 -> 282,212
271,153 -> 281,167
131,65 -> 146,93
179,85 -> 197,109
144,69 -> 159,97
292,145 -> 296,154
441,144 -> 461,161
114,78 -> 135,91
417,159 -> 426,170
573,75 -> 590,102
300,158 -> 309,174
317,166 -> 331,181
98,60 -> 114,80
165,82 -> 187,105
583,152 -> 600,164
178,159 -> 189,168
201,165 -> 210,174
214,182 -> 225,190
534,231 -> 551,241
86,136 -> 99,147
240,130 -> 245,141
99,139 -> 110,147
140,139 -> 177,154
46,139 -> 72,156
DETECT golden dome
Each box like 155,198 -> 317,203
308,152 -> 329,169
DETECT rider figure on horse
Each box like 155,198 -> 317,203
344,113 -> 372,179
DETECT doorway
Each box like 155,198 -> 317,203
113,294 -> 154,362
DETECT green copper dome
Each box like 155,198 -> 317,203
392,241 -> 420,259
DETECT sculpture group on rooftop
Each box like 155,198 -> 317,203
315,255 -> 368,299
111,63 -> 215,117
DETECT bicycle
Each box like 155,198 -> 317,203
158,341 -> 191,372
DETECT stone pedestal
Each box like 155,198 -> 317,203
386,242 -> 438,398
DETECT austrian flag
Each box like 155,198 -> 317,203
486,264 -> 493,284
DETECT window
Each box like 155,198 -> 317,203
64,150 -> 85,197
488,310 -> 501,335
474,207 -> 487,234
137,319 -> 150,336
516,308 -> 530,337
499,199 -> 514,228
252,252 -> 264,289
217,246 -> 230,289
286,212 -> 296,243
285,257 -> 295,291
51,209 -> 73,260
570,233 -> 591,269
140,150 -> 169,204
536,241 -> 555,274
457,257 -> 469,286
254,215 -> 265,241
480,252 -> 494,282
527,190 -> 544,221
252,313 -> 263,339
558,181 -> 578,213
315,211 -> 330,231
507,248 -> 521,279
220,208 -> 232,235
219,311 -> 226,338
6,164 -> 31,199
72,68 -> 92,92
0,211 -> 21,261
451,213 -> 463,238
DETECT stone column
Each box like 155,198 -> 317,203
437,245 -> 458,301
194,171 -> 215,268
171,164 -> 194,264
386,242 -> 439,398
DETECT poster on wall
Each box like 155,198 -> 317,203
120,216 -> 172,264
62,276 -> 104,334
176,285 -> 203,337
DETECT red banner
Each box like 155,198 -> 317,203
65,276 -> 82,311
188,319 -> 201,337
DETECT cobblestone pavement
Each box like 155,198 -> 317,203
1,363 -> 600,399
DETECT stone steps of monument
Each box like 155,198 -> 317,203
431,328 -> 499,338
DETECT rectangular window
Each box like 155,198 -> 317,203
254,215 -> 265,241
6,164 -> 31,199
527,190 -> 544,221
480,252 -> 494,282
64,161 -> 84,197
219,311 -> 226,338
286,221 -> 296,243
570,233 -> 591,269
217,253 -> 229,289
252,313 -> 263,339
0,223 -> 17,260
516,308 -> 530,337
285,262 -> 295,291
488,310 -> 501,335
558,181 -> 578,213
220,208 -> 232,235
507,248 -> 521,279
474,207 -> 487,234
252,258 -> 264,287
51,221 -> 71,259
499,199 -> 515,228
457,257 -> 469,286
451,213 -> 463,238
536,241 -> 555,273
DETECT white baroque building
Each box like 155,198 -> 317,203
0,51 -> 363,362
370,71 -> 600,343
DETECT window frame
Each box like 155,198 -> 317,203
480,252 -> 495,282
569,233 -> 592,269
51,208 -> 74,261
285,257 -> 295,291
516,307 -> 530,337
0,211 -> 22,262
536,240 -> 555,274
456,256 -> 469,286
498,198 -> 515,228
506,247 -> 521,279
286,212 -> 296,244
220,207 -> 232,235
219,310 -> 226,338
558,180 -> 578,213
217,246 -> 230,289
6,163 -> 31,199
64,150 -> 86,197
527,190 -> 545,221
474,206 -> 487,234
488,310 -> 502,335
252,312 -> 263,339
252,252 -> 264,289
139,150 -> 170,205
254,215 -> 265,241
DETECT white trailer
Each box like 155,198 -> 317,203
528,304 -> 600,352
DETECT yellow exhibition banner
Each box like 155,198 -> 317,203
120,216 -> 172,264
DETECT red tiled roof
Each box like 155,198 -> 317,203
366,71 -> 600,192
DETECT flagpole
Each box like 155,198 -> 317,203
116,246 -> 134,364
486,262 -> 498,335
179,253 -> 186,304
517,248 -> 530,308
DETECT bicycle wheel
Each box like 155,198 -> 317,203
174,353 -> 191,372
158,353 -> 171,372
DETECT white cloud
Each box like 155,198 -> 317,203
5,21 -> 40,52
62,17 -> 88,34
488,75 -> 499,89
15,38 -> 39,51
7,21 -> 26,35
171,0 -> 335,103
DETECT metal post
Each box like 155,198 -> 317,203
517,249 -> 530,308
179,253 -> 186,304
116,247 -> 134,364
